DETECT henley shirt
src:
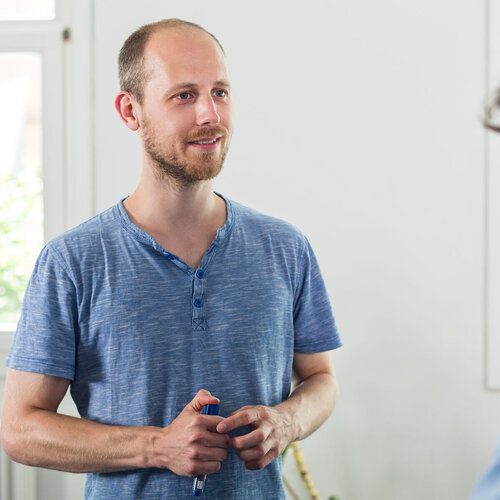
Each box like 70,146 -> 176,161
6,193 -> 342,499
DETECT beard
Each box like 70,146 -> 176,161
141,118 -> 231,186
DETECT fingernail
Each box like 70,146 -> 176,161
218,423 -> 227,432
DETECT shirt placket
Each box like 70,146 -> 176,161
192,268 -> 206,331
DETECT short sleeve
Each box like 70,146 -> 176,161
6,244 -> 77,380
293,237 -> 342,353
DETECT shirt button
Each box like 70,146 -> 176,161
196,270 -> 205,279
194,299 -> 203,308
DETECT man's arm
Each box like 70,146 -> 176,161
216,350 -> 337,470
0,369 -> 228,475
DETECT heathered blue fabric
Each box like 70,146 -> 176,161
6,193 -> 342,500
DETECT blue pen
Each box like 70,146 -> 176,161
192,403 -> 220,496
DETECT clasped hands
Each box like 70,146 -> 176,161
161,389 -> 294,477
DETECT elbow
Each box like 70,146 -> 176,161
1,422 -> 16,461
1,421 -> 28,464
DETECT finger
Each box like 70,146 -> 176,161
244,447 -> 280,471
216,407 -> 259,433
230,427 -> 268,450
190,445 -> 228,463
196,428 -> 230,448
226,405 -> 253,417
236,441 -> 271,462
187,390 -> 220,413
199,415 -> 226,432
189,460 -> 223,476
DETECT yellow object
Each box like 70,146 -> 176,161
283,442 -> 323,500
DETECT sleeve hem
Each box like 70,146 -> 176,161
294,338 -> 343,354
5,356 -> 75,381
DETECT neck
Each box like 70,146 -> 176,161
123,162 -> 225,235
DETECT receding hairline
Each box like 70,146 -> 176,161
140,25 -> 228,93
144,20 -> 225,56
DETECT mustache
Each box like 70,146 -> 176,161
185,125 -> 229,142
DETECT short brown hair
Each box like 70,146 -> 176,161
118,19 -> 225,104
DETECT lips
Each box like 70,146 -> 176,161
187,136 -> 223,150
189,136 -> 221,145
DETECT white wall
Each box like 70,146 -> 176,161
38,0 -> 500,498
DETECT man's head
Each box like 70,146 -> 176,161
118,19 -> 225,105
115,19 -> 232,185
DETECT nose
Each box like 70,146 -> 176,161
195,94 -> 220,126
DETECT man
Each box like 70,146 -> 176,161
1,19 -> 342,499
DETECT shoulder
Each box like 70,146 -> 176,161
41,203 -> 120,277
229,198 -> 308,249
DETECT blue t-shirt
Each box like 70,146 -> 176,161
7,194 -> 342,499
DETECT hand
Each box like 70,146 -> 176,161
216,405 -> 294,470
157,390 -> 229,476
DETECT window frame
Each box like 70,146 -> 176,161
0,1 -> 94,336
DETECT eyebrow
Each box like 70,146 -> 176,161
166,80 -> 231,94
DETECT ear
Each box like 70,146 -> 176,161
115,91 -> 140,131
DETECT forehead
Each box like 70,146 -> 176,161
143,28 -> 229,89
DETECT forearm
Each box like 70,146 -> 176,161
1,409 -> 161,473
276,371 -> 337,442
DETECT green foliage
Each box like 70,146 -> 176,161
0,169 -> 43,323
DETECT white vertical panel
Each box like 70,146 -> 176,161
0,333 -> 12,500
0,452 -> 12,500
41,29 -> 66,241
11,464 -> 36,500
486,0 -> 500,389
63,0 -> 95,229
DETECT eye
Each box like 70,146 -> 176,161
176,92 -> 193,100
214,89 -> 228,98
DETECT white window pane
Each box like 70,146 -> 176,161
0,52 -> 43,326
0,0 -> 55,21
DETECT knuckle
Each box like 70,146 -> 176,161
259,406 -> 270,418
186,463 -> 198,476
188,430 -> 203,444
255,429 -> 266,441
192,415 -> 204,426
255,443 -> 266,456
189,448 -> 202,460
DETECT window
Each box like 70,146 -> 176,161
0,10 -> 66,331
0,53 -> 43,325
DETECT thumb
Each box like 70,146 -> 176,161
186,389 -> 220,413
